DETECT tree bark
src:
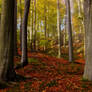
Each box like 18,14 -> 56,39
57,0 -> 61,58
0,0 -> 15,81
14,0 -> 18,56
30,0 -> 34,52
63,14 -> 67,48
33,0 -> 36,51
84,0 -> 90,60
21,0 -> 30,65
65,0 -> 73,62
83,0 -> 92,81
20,0 -> 23,50
44,3 -> 47,51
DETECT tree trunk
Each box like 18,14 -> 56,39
78,0 -> 83,43
44,3 -> 47,51
0,0 -> 15,81
83,0 -> 92,81
57,0 -> 61,58
30,0 -> 34,52
33,0 -> 36,51
63,14 -> 67,48
21,0 -> 30,66
84,0 -> 90,60
65,0 -> 73,62
14,0 -> 18,56
20,0 -> 23,51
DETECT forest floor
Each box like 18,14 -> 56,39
0,49 -> 92,92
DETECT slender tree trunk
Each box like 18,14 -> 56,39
30,0 -> 34,51
83,0 -> 92,81
44,3 -> 47,51
66,0 -> 73,62
63,14 -> 67,48
0,13 -> 1,30
37,20 -> 40,50
14,0 -> 18,56
33,0 -> 36,51
78,0 -> 83,43
21,0 -> 30,66
57,0 -> 61,58
20,0 -> 22,50
47,7 -> 49,38
0,0 -> 15,81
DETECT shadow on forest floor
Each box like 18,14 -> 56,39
14,74 -> 32,82
0,82 -> 8,89
0,74 -> 32,90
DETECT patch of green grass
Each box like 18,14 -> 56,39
81,78 -> 89,82
81,83 -> 88,89
28,58 -> 39,64
81,78 -> 89,89
29,58 -> 48,70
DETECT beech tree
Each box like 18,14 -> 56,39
57,0 -> 61,58
30,0 -> 34,51
21,0 -> 30,65
83,0 -> 92,81
19,0 -> 23,50
0,0 -> 15,81
33,0 -> 36,51
65,0 -> 73,62
14,0 -> 18,56
44,0 -> 47,51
